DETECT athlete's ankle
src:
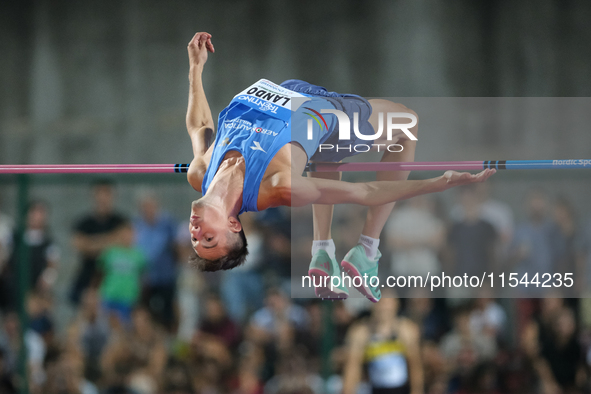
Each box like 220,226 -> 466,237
312,239 -> 336,259
358,234 -> 380,260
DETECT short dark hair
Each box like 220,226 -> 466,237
188,225 -> 248,272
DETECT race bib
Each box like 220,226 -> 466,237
233,79 -> 308,121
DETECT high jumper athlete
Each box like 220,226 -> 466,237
185,32 -> 495,302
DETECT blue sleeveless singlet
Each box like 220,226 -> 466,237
201,79 -> 373,214
201,79 -> 311,214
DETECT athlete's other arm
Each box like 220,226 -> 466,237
186,32 -> 215,192
284,169 -> 496,207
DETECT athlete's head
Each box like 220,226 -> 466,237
188,199 -> 248,271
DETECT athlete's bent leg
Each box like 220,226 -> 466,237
307,169 -> 349,299
342,100 -> 418,302
362,100 -> 418,238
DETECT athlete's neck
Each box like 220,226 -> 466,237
203,152 -> 245,216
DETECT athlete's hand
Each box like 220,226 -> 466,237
188,32 -> 215,67
440,168 -> 495,190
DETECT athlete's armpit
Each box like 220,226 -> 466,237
189,126 -> 214,158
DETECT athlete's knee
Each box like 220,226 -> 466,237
369,100 -> 418,141
389,102 -> 418,140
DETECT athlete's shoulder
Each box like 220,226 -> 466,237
348,320 -> 371,342
399,317 -> 420,342
187,154 -> 210,193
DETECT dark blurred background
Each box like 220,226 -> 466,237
1,1 -> 591,393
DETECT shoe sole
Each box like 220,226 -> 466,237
340,261 -> 380,303
308,268 -> 349,300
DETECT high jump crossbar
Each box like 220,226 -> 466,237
0,160 -> 590,174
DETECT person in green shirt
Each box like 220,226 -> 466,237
98,221 -> 146,326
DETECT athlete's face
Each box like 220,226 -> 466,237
189,199 -> 232,260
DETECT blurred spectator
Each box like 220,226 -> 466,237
189,326 -> 233,393
247,288 -> 309,381
523,304 -> 587,393
421,340 -> 447,394
70,180 -> 127,305
101,307 -> 167,394
403,295 -> 449,342
0,312 -> 46,389
220,212 -> 265,324
100,337 -> 139,394
439,304 -> 497,392
175,220 -> 205,342
289,205 -> 315,290
257,208 -> 291,293
450,183 -> 514,247
70,288 -> 110,383
457,362 -> 501,394
228,342 -> 265,394
98,222 -> 147,326
0,207 -> 13,312
386,195 -> 445,278
522,297 -> 566,356
160,358 -> 195,394
579,216 -> 591,292
445,186 -> 498,282
469,298 -> 507,341
0,207 -> 12,268
18,201 -> 59,292
579,217 -> 591,342
509,188 -> 555,280
198,293 -> 241,350
247,288 -> 309,348
342,292 -> 423,394
128,307 -> 168,390
43,349 -> 98,394
0,348 -> 16,394
551,197 -> 580,279
264,351 -> 323,394
1,201 -> 59,312
326,301 -> 356,380
332,301 -> 355,347
133,191 -> 179,331
296,301 -> 322,368
27,291 -> 54,345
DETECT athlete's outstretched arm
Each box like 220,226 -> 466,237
287,169 -> 495,207
186,32 -> 215,191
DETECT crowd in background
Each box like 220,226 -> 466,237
0,180 -> 590,394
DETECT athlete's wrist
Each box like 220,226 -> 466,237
189,64 -> 205,82
431,175 -> 449,192
190,63 -> 205,72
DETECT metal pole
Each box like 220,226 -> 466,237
1,159 -> 591,174
16,174 -> 30,394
